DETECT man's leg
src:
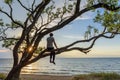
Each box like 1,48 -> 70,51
52,51 -> 56,64
50,51 -> 52,63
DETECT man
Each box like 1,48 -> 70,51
47,33 -> 58,64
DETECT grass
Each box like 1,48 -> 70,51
72,72 -> 120,80
0,73 -> 6,80
1,72 -> 120,80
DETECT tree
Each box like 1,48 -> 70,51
0,0 -> 120,80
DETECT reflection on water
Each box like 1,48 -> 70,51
21,58 -> 120,75
22,58 -> 60,75
1,58 -> 120,75
22,64 -> 36,73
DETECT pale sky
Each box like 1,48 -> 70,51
0,0 -> 120,58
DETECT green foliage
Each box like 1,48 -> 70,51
34,47 -> 45,54
89,72 -> 120,80
67,4 -> 73,12
87,0 -> 119,7
94,10 -> 120,32
43,1 -> 75,21
94,10 -> 103,23
4,0 -> 13,4
84,25 -> 99,39
98,0 -> 118,5
5,23 -> 10,27
87,0 -> 95,7
11,20 -> 22,29
0,6 -> 1,9
72,72 -> 120,80
4,21 -> 23,29
0,73 -> 6,79
2,39 -> 17,49
0,19 -> 4,26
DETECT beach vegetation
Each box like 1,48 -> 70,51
72,72 -> 120,80
0,73 -> 6,80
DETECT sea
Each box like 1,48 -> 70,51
1,57 -> 120,75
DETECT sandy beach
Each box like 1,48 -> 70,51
20,74 -> 73,80
1,72 -> 120,80
19,73 -> 120,80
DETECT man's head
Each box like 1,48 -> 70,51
50,33 -> 53,36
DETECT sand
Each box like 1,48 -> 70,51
20,74 -> 73,80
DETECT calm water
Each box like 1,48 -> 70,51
1,58 -> 120,75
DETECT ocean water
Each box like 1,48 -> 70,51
1,58 -> 120,75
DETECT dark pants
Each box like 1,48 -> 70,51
47,47 -> 55,62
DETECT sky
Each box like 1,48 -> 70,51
0,0 -> 120,58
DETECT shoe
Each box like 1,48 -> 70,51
50,60 -> 52,63
52,61 -> 56,65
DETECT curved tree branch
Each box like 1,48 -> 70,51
0,10 -> 24,28
8,4 -> 12,17
31,0 -> 36,11
41,3 -> 120,36
24,0 -> 51,28
18,0 -> 32,12
0,37 -> 19,41
25,30 -> 117,66
23,0 -> 51,50
23,2 -> 120,66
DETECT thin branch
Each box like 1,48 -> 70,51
25,33 -> 98,65
32,0 -> 51,22
28,30 -> 119,66
8,4 -> 13,17
19,2 -> 120,66
32,2 -> 120,54
0,10 -> 24,28
102,27 -> 107,33
21,49 -> 47,67
102,33 -> 115,38
32,0 -> 36,11
41,3 -> 120,38
40,15 -> 44,26
75,0 -> 81,14
24,0 -> 51,36
18,0 -> 32,12
0,37 -> 19,41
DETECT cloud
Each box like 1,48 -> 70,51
62,35 -> 84,40
76,15 -> 92,20
0,49 -> 9,53
75,11 -> 95,20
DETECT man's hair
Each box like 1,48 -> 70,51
50,33 -> 53,36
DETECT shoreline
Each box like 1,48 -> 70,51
20,74 -> 73,80
0,73 -> 73,80
1,72 -> 120,80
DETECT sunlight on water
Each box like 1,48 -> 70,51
20,58 -> 120,75
21,58 -> 51,74
1,58 -> 120,75
22,65 -> 33,74
22,63 -> 39,74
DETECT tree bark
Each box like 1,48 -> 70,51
5,67 -> 21,80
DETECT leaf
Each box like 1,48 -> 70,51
68,4 -> 73,11
0,19 -> 4,26
4,0 -> 13,4
10,20 -> 23,29
5,23 -> 10,27
2,39 -> 16,48
34,47 -> 45,54
0,7 -> 2,10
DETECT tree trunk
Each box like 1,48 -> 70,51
5,67 -> 21,80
